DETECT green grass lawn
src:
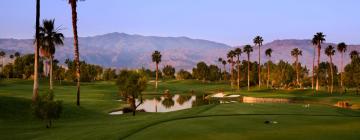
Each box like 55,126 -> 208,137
0,79 -> 360,140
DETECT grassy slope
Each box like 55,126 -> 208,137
0,79 -> 359,140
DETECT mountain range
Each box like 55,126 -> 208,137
0,32 -> 359,71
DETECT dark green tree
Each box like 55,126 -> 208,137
192,61 -> 209,82
350,51 -> 359,60
208,65 -> 221,81
162,65 -> 175,79
273,60 -> 296,88
344,52 -> 360,89
116,70 -> 147,116
2,63 -> 14,79
176,69 -> 192,80
103,68 -> 117,81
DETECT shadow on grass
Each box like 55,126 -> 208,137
0,95 -> 104,122
0,96 -> 32,121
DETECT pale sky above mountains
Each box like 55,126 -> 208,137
0,0 -> 359,46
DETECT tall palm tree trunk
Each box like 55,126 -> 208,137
223,64 -> 226,81
32,0 -> 40,102
330,56 -> 333,94
237,58 -> 240,89
1,57 -> 3,73
312,47 -> 315,90
316,45 -> 320,91
155,63 -> 158,89
70,1 -> 81,106
258,46 -> 261,88
267,61 -> 270,88
247,55 -> 250,91
50,56 -> 53,90
340,53 -> 344,93
296,57 -> 299,87
219,68 -> 222,81
131,96 -> 136,116
230,61 -> 234,87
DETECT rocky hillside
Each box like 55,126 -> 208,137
1,33 -> 359,70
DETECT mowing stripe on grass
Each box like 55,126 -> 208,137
120,113 -> 360,140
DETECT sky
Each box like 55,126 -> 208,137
0,0 -> 359,46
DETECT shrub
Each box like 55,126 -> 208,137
33,90 -> 63,128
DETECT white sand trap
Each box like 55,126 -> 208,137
227,95 -> 240,98
109,110 -> 123,115
211,93 -> 226,98
149,80 -> 161,83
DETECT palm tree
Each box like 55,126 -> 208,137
350,50 -> 359,60
312,32 -> 326,91
39,19 -> 64,90
14,52 -> 20,58
265,48 -> 272,88
311,38 -> 317,90
218,58 -> 223,81
337,42 -> 347,92
325,45 -> 335,94
9,55 -> 14,63
33,0 -> 41,102
227,50 -> 236,87
253,36 -> 263,88
152,51 -> 162,89
68,0 -> 83,106
0,51 -> 5,70
291,48 -> 302,87
222,60 -> 227,81
243,45 -> 253,91
234,48 -> 242,89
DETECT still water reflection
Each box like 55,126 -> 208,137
136,95 -> 196,112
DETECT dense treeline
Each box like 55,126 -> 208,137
1,51 -> 359,91
0,55 -> 117,83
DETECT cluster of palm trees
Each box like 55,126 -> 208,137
33,0 -> 82,106
311,32 -> 352,94
217,33 -> 357,94
0,51 -> 21,76
217,58 -> 227,81
218,36 -> 264,91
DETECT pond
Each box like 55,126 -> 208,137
136,94 -> 196,112
109,93 -> 353,115
110,94 -> 212,115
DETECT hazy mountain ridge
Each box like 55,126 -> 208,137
1,33 -> 359,71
